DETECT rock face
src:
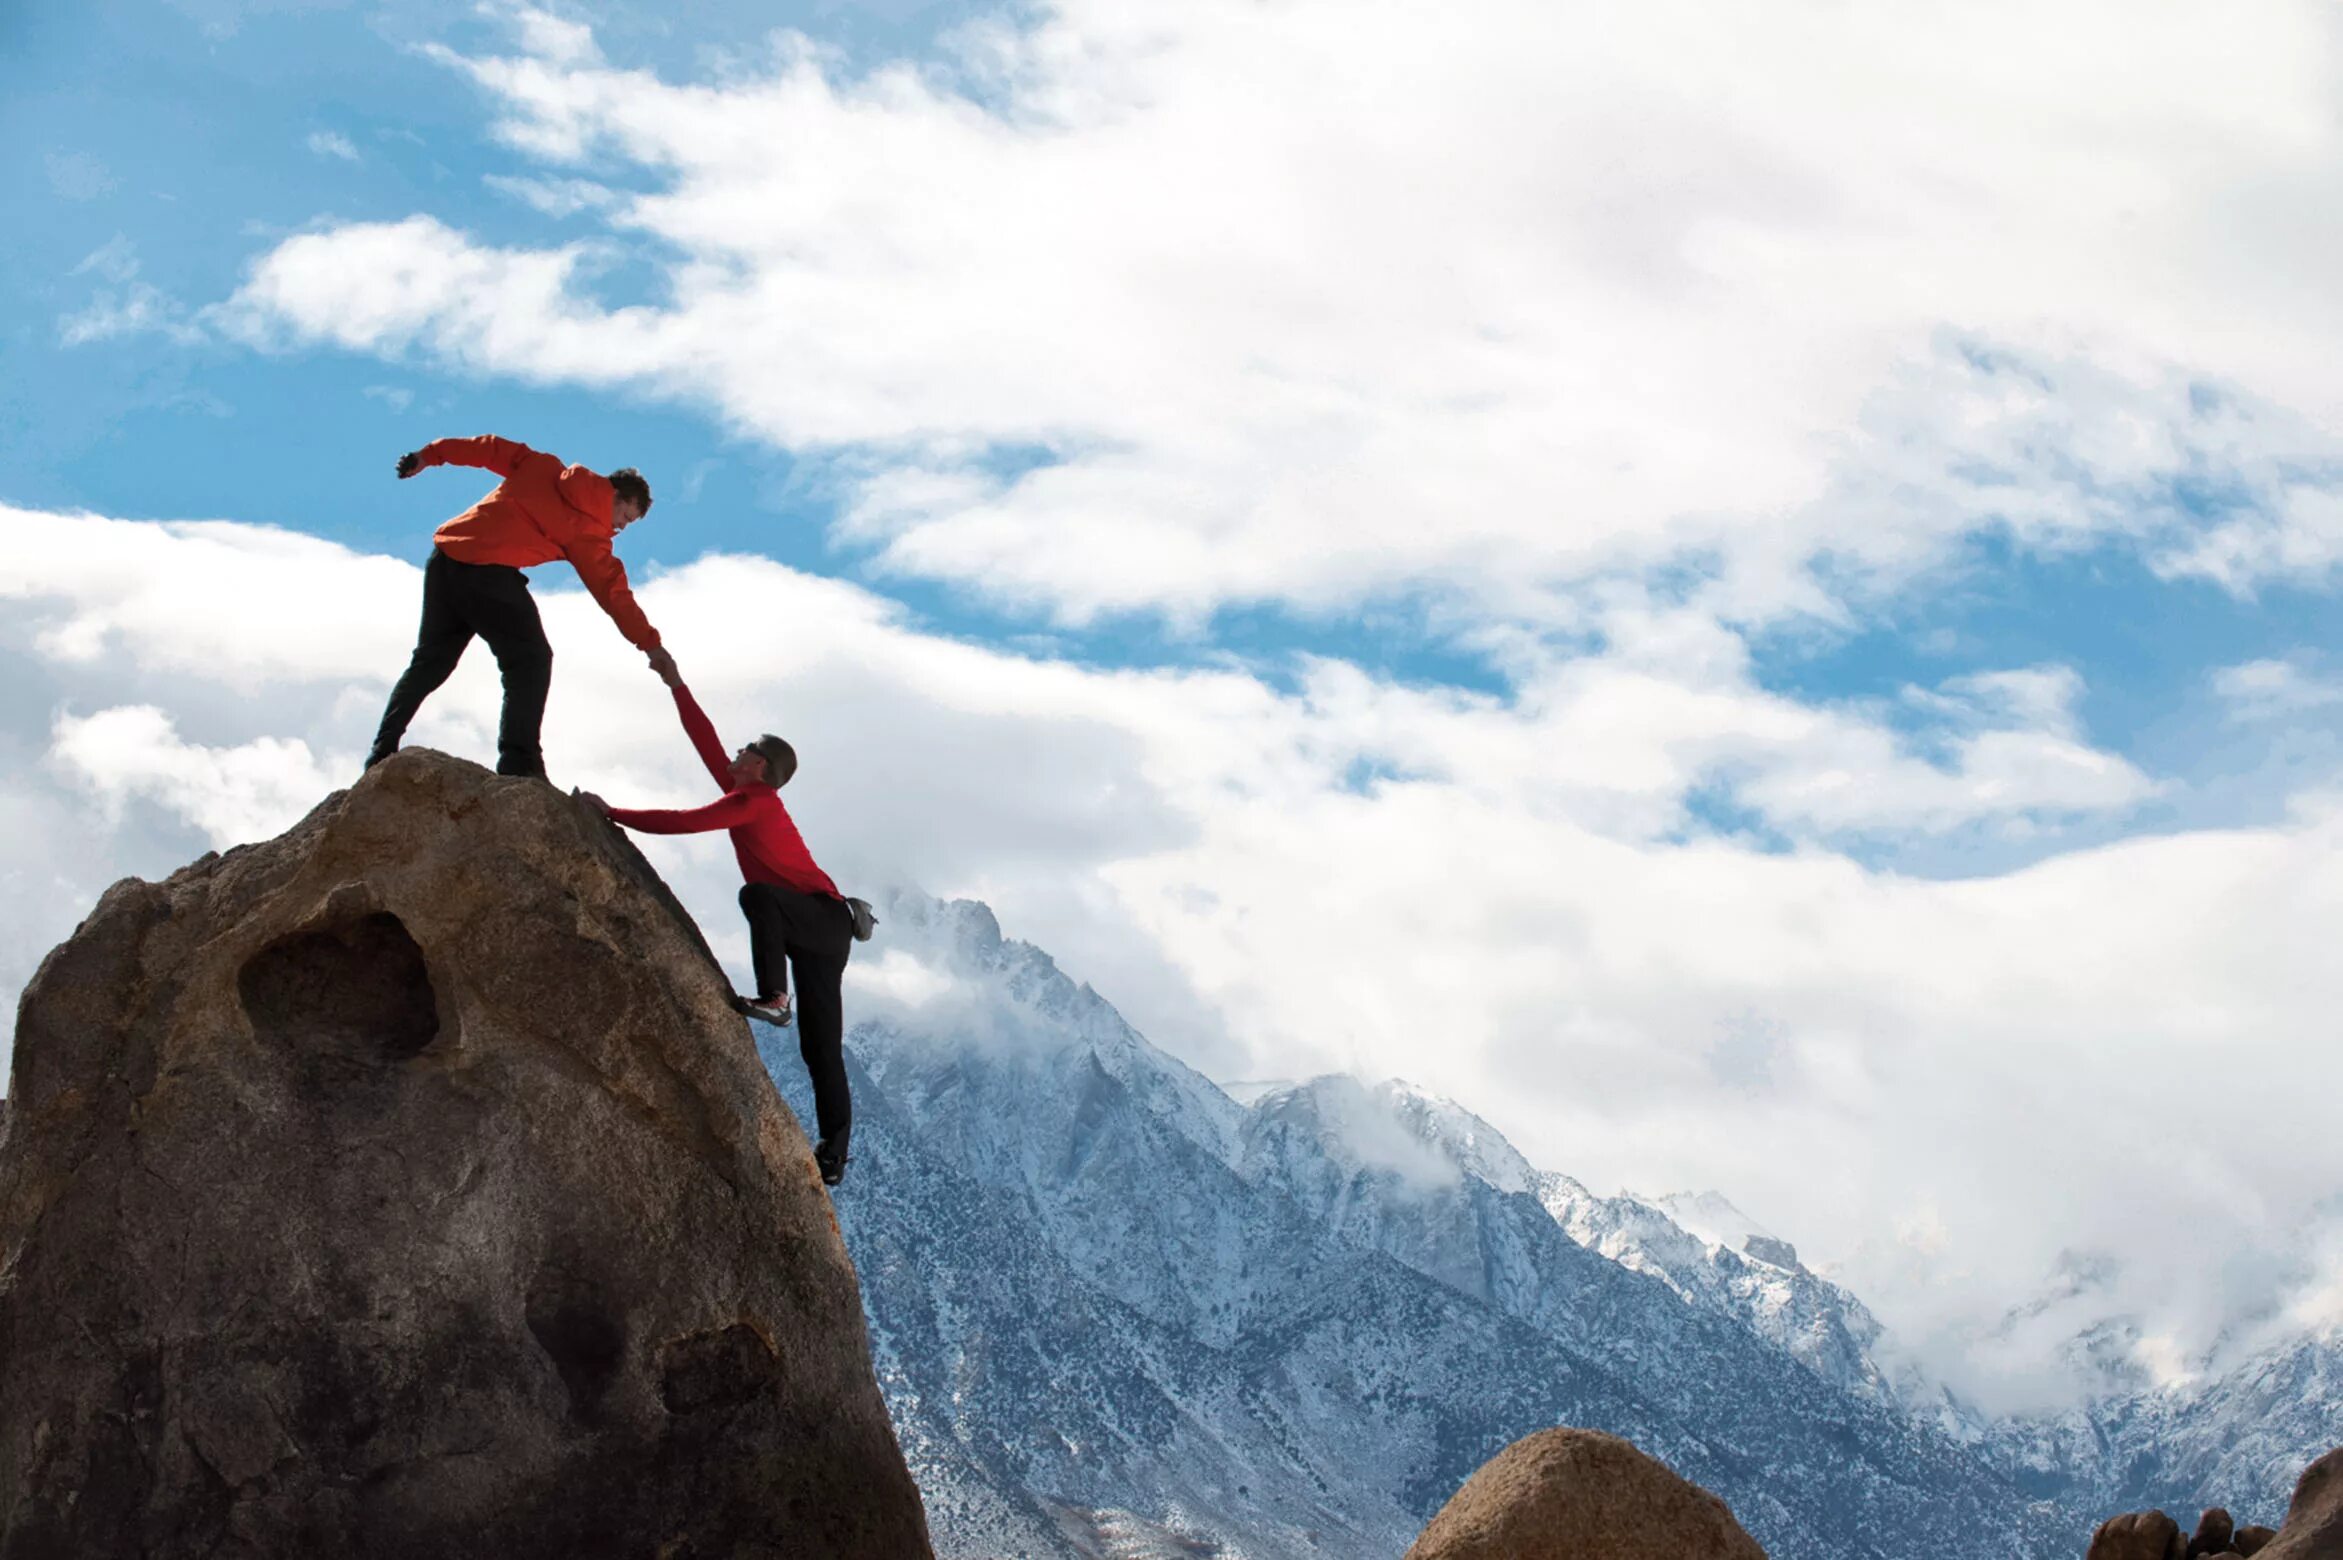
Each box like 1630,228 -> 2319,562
2263,1448 -> 2343,1559
1401,1427 -> 1767,1560
0,751 -> 931,1559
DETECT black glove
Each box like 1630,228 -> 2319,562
395,451 -> 423,479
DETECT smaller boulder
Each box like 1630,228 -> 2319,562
1403,1427 -> 1765,1560
2237,1528 -> 2278,1556
2193,1511 -> 2238,1558
2089,1510 -> 2185,1560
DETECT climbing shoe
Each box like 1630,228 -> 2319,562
734,993 -> 793,1028
814,1134 -> 850,1187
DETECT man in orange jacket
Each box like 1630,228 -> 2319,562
365,435 -> 675,778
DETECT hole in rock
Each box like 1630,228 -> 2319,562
526,1272 -> 627,1422
238,912 -> 439,1060
659,1322 -> 781,1415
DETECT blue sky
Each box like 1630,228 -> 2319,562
9,5 -> 843,569
12,0 -> 2343,1406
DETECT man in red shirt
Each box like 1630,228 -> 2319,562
579,666 -> 873,1187
365,435 -> 675,779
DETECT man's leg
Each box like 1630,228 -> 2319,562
367,552 -> 474,767
467,566 -> 554,778
737,884 -> 794,1004
790,942 -> 852,1149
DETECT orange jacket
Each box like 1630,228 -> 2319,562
417,435 -> 662,652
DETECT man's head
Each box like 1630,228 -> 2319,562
609,467 -> 653,529
731,734 -> 798,788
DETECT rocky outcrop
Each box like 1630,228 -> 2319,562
0,750 -> 931,1559
1401,1427 -> 1766,1560
2090,1509 -> 2186,1560
2194,1510 -> 2239,1557
2262,1448 -> 2343,1559
2088,1450 -> 2343,1560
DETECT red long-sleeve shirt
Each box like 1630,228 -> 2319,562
415,434 -> 663,653
605,684 -> 841,899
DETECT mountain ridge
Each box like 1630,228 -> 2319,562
755,890 -> 2125,1557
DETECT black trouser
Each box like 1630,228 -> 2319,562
370,549 -> 553,777
739,884 -> 854,1143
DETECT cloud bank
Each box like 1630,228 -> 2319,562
206,0 -> 2343,628
9,505 -> 2343,1414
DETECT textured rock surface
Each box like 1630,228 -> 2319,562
1401,1426 -> 1766,1560
2196,1510 -> 2240,1557
2240,1526 -> 2280,1554
2090,1510 -> 2186,1560
2264,1448 -> 2343,1559
0,750 -> 930,1559
2193,1508 -> 2249,1555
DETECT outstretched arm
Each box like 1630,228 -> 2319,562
396,435 -> 535,480
598,791 -> 758,836
559,530 -> 664,654
664,681 -> 735,791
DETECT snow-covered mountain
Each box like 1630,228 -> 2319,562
1966,1309 -> 2343,1523
753,893 -> 2331,1557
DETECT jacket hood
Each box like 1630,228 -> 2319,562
556,464 -> 615,527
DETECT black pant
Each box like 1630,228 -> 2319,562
371,549 -> 553,776
739,884 -> 854,1143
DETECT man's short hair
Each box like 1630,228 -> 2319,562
608,467 -> 652,511
751,735 -> 797,787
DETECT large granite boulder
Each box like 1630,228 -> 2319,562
0,750 -> 931,1559
2263,1448 -> 2343,1559
1402,1426 -> 1766,1560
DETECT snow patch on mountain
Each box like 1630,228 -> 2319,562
1656,1190 -> 1780,1258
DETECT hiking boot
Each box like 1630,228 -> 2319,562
814,1133 -> 850,1187
844,896 -> 878,942
734,993 -> 792,1028
362,745 -> 396,773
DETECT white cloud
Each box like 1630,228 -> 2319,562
483,172 -> 617,216
2214,656 -> 2343,722
73,236 -> 141,285
50,706 -> 340,850
306,129 -> 361,162
509,7 -> 600,68
217,215 -> 607,370
212,0 -> 2343,623
60,289 -> 202,348
2174,484 -> 2343,595
60,238 -> 203,347
5,508 -> 420,685
1736,663 -> 2159,838
5,507 -> 2342,1416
